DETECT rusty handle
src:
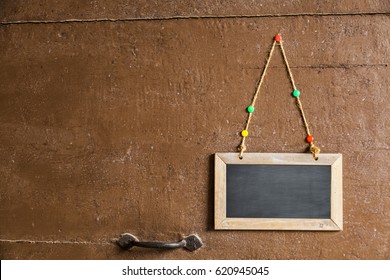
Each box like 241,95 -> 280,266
116,233 -> 203,252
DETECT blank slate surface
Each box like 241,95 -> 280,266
215,153 -> 343,230
226,164 -> 331,218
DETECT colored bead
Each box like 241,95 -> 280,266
306,135 -> 314,143
292,89 -> 300,97
241,130 -> 248,137
247,105 -> 255,113
274,34 -> 281,42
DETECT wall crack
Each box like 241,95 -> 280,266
244,63 -> 388,70
1,12 -> 389,26
0,239 -> 114,246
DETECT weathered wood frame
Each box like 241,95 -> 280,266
215,153 -> 343,231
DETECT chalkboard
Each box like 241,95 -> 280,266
215,153 -> 343,231
226,165 -> 330,219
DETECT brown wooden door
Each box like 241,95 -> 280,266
0,1 -> 389,259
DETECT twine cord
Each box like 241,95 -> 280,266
239,41 -> 277,159
279,42 -> 297,90
239,36 -> 320,160
295,98 -> 311,136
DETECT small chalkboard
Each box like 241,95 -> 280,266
215,153 -> 342,231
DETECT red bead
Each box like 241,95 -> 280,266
306,135 -> 314,143
274,34 -> 281,42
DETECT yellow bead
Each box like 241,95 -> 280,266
241,130 -> 248,137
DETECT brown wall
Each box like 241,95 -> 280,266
0,1 -> 389,260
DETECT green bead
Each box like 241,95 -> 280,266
247,105 -> 255,113
292,89 -> 300,97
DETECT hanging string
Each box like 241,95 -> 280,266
238,40 -> 277,159
238,34 -> 320,160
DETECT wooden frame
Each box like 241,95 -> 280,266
215,153 -> 343,231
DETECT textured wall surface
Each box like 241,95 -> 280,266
0,1 -> 389,259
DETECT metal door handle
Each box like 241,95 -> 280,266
116,233 -> 203,252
